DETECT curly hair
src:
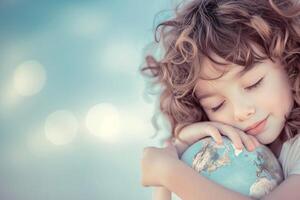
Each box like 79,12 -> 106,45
141,0 -> 300,141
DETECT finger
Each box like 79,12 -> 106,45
238,131 -> 256,152
172,138 -> 189,156
215,126 -> 244,149
165,142 -> 177,152
248,135 -> 261,148
163,138 -> 179,159
204,126 -> 223,144
226,127 -> 256,152
208,122 -> 243,149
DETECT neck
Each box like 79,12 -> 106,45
268,138 -> 282,158
267,129 -> 288,158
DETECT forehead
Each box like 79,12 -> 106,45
194,43 -> 269,97
197,42 -> 266,80
195,56 -> 249,96
198,56 -> 244,80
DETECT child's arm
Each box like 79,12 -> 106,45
152,187 -> 171,200
262,175 -> 300,200
163,157 -> 254,200
165,163 -> 300,200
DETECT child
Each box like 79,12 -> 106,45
140,0 -> 300,199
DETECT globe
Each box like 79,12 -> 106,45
181,136 -> 283,199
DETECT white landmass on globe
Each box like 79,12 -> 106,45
192,142 -> 231,173
249,177 -> 277,199
231,143 -> 243,156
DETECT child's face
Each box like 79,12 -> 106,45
195,56 -> 294,144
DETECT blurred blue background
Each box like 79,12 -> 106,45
0,0 -> 176,199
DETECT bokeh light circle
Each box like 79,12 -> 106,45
86,103 -> 120,142
13,60 -> 46,96
45,110 -> 78,145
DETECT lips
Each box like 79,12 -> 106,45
245,115 -> 269,135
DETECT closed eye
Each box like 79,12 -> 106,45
211,101 -> 225,112
245,77 -> 264,91
209,77 -> 265,112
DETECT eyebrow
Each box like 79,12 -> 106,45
197,65 -> 256,100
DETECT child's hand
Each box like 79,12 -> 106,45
173,121 -> 261,156
141,140 -> 179,187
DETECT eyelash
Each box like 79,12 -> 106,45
245,77 -> 264,91
210,77 -> 264,112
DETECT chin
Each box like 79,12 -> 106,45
257,124 -> 283,145
258,137 -> 277,145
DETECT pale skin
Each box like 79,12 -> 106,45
141,56 -> 300,200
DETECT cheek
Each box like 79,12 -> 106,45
257,74 -> 293,116
206,110 -> 231,124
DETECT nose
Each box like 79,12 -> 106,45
233,100 -> 256,122
234,107 -> 255,122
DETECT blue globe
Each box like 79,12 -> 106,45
181,136 -> 283,199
